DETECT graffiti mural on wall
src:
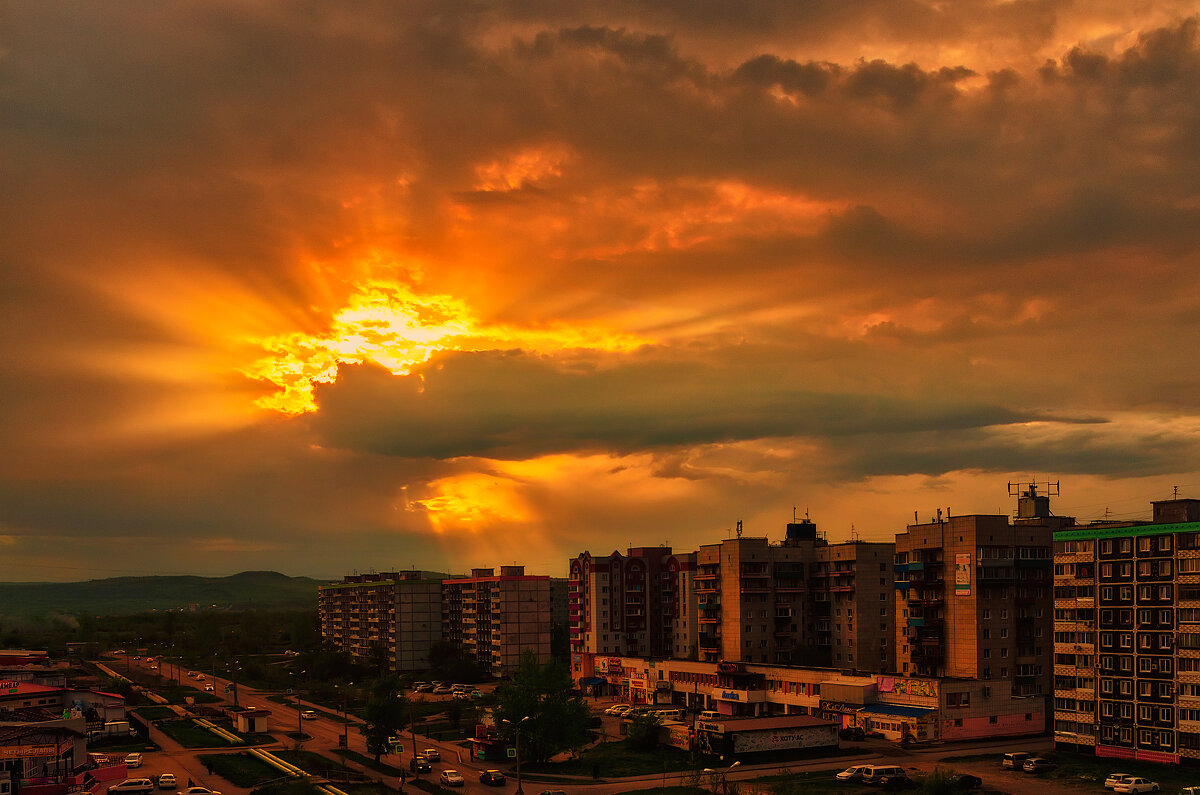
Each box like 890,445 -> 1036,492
892,678 -> 936,697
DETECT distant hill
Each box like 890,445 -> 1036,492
0,571 -> 326,617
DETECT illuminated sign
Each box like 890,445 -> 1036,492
719,690 -> 742,701
716,662 -> 744,673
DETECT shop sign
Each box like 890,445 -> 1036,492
697,721 -> 721,733
719,690 -> 742,701
0,744 -> 57,759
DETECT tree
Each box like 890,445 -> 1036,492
493,650 -> 589,764
362,676 -> 408,763
626,711 -> 663,751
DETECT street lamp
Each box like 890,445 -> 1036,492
701,760 -> 740,794
501,716 -> 531,795
295,670 -> 306,734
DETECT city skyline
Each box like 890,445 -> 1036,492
4,3 -> 1200,581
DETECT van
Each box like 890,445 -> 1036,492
861,766 -> 906,786
1002,752 -> 1032,770
698,711 -> 721,721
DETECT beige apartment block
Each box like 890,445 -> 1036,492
318,571 -> 445,671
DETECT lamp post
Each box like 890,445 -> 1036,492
501,716 -> 531,795
296,670 -> 306,734
701,760 -> 740,794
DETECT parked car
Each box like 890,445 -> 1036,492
1022,758 -> 1056,774
415,683 -> 434,692
1113,779 -> 1159,794
108,779 -> 153,795
124,753 -> 143,768
1106,774 -> 1136,790
440,770 -> 465,787
839,727 -> 866,741
409,757 -> 432,774
538,791 -> 567,795
301,709 -> 317,720
178,788 -> 221,795
1002,752 -> 1032,770
480,770 -> 506,786
421,749 -> 440,762
862,766 -> 907,787
433,686 -> 454,695
953,775 -> 982,790
837,766 -> 872,782
157,774 -> 176,790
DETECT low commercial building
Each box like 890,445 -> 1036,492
577,654 -> 1045,744
694,714 -> 838,758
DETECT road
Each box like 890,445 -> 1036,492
110,657 -> 1073,795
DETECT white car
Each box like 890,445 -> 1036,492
178,788 -> 221,795
604,705 -> 625,715
301,709 -> 317,720
1106,774 -> 1135,790
1113,779 -> 1159,794
440,770 -> 465,787
204,684 -> 214,692
837,766 -> 872,782
157,774 -> 176,790
124,753 -> 143,768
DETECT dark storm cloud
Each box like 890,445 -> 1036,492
311,350 -> 1044,460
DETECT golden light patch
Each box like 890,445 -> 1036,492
245,281 -> 646,414
475,144 -> 573,191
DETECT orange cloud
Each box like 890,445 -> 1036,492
244,281 -> 648,414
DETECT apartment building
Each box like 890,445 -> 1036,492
696,522 -> 895,669
667,552 -> 699,659
443,566 -> 551,677
568,546 -> 676,659
1052,497 -> 1200,765
318,571 -> 445,671
570,521 -> 894,672
815,541 -> 896,672
894,509 -> 1054,697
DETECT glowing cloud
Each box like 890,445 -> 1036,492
245,282 -> 647,414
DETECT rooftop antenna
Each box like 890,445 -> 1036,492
1175,485 -> 1180,500
736,520 -> 743,539
849,524 -> 860,542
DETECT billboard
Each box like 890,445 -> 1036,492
731,724 -> 838,754
955,553 -> 972,595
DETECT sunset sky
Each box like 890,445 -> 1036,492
4,1 -> 1200,582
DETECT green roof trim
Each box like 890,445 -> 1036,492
1054,520 -> 1200,542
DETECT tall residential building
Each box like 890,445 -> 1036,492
814,541 -> 896,672
667,552 -> 699,659
318,571 -> 445,671
569,523 -> 895,673
696,523 -> 894,668
569,546 -> 676,659
1053,497 -> 1200,765
894,500 -> 1056,695
443,566 -> 551,677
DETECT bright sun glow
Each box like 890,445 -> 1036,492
245,282 -> 647,414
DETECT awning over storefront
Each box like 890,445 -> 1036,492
581,677 -> 605,685
857,704 -> 935,718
